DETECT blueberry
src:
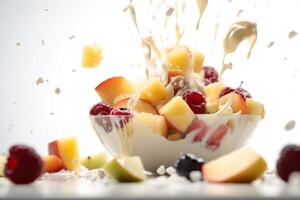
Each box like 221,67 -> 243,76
174,153 -> 205,180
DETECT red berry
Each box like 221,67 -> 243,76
90,102 -> 112,116
110,108 -> 132,128
182,89 -> 206,114
219,87 -> 252,100
5,145 -> 43,184
276,144 -> 300,182
202,66 -> 219,86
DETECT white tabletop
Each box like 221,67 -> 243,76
1,177 -> 300,200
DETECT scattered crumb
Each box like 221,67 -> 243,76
72,69 -> 76,72
16,42 -> 21,46
46,79 -> 49,82
166,7 -> 174,16
237,9 -> 243,17
13,102 -> 16,104
228,0 -> 232,2
36,77 -> 44,85
156,165 -> 166,176
288,31 -> 298,39
166,167 -> 176,176
284,120 -> 296,131
41,39 -> 45,46
55,88 -> 61,95
44,8 -> 48,11
69,35 -> 76,40
267,41 -> 274,48
50,112 -> 54,115
284,57 -> 287,60
189,171 -> 202,182
30,130 -> 34,133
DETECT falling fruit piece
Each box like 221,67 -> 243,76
103,156 -> 146,182
81,45 -> 103,68
202,148 -> 267,183
81,152 -> 108,170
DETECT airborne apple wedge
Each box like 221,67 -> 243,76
95,76 -> 135,105
159,96 -> 195,133
203,148 -> 267,183
103,156 -> 146,182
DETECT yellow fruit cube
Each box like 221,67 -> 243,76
139,78 -> 167,106
82,45 -> 103,68
192,49 -> 205,73
205,82 -> 225,103
159,96 -> 195,133
166,46 -> 191,74
246,99 -> 265,118
133,113 -> 168,137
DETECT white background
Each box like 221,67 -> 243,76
0,0 -> 299,168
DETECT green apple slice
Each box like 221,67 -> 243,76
103,156 -> 146,182
0,155 -> 6,177
81,152 -> 108,170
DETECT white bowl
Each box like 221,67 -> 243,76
90,114 -> 260,172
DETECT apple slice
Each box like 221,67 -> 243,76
203,148 -> 267,183
139,78 -> 167,106
205,82 -> 225,103
103,156 -> 146,182
159,96 -> 195,133
95,77 -> 135,104
82,45 -> 103,68
114,98 -> 158,115
246,99 -> 265,118
0,155 -> 6,177
48,136 -> 80,171
42,155 -> 64,173
133,113 -> 168,137
218,92 -> 248,114
81,152 -> 108,170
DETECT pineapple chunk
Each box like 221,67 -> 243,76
82,45 -> 103,68
191,49 -> 205,73
159,96 -> 195,133
246,99 -> 265,118
139,78 -> 167,106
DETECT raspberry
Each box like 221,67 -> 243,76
90,102 -> 112,116
110,108 -> 132,128
182,89 -> 206,114
5,145 -> 43,184
202,66 -> 219,86
175,153 -> 205,180
219,87 -> 252,101
276,144 -> 300,182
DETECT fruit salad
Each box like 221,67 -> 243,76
89,46 -> 265,171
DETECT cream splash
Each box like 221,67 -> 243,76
196,0 -> 208,30
221,21 -> 257,75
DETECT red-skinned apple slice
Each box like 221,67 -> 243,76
218,92 -> 248,114
95,76 -> 135,104
114,98 -> 158,115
